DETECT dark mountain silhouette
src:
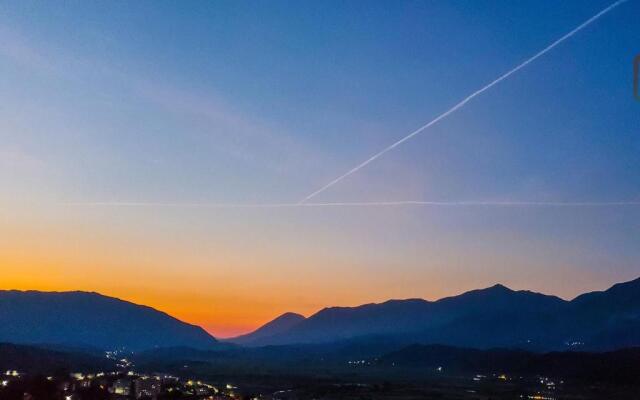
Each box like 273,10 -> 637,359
228,277 -> 640,351
565,276 -> 640,350
226,312 -> 305,345
0,290 -> 218,351
231,284 -> 567,347
3,277 -> 638,352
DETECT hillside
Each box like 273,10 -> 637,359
0,343 -> 112,374
228,277 -> 640,350
227,312 -> 306,345
0,290 -> 218,351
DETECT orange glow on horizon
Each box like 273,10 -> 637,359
1,208 -> 624,340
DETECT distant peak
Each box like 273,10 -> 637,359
274,312 -> 305,321
486,283 -> 512,292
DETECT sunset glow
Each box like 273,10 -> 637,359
1,0 -> 639,339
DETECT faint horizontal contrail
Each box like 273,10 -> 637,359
299,0 -> 628,203
64,200 -> 640,209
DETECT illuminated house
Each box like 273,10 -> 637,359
134,377 -> 161,399
110,379 -> 131,396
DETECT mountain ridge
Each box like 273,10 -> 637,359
228,277 -> 640,350
3,277 -> 639,352
0,290 -> 218,351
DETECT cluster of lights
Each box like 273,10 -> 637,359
1,367 -> 226,399
1,370 -> 20,389
525,395 -> 556,400
539,376 -> 556,389
71,373 -> 85,380
347,359 -> 370,365
116,357 -> 133,369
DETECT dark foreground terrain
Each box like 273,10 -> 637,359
2,342 -> 640,399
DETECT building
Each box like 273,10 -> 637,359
110,379 -> 131,396
134,377 -> 161,399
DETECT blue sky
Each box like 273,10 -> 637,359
1,0 -> 639,335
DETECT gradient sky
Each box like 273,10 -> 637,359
1,0 -> 639,337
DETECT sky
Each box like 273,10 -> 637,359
1,0 -> 639,337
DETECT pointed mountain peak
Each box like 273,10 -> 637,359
464,283 -> 514,297
487,283 -> 512,291
225,312 -> 306,345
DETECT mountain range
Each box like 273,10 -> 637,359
1,277 -> 639,352
228,277 -> 640,351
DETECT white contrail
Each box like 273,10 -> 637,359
301,201 -> 640,208
64,200 -> 640,208
299,0 -> 628,203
